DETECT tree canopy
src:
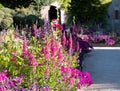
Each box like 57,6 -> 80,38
0,0 -> 56,9
67,0 -> 112,24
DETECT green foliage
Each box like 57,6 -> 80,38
15,7 -> 35,16
67,0 -> 112,24
0,0 -> 33,9
1,18 -> 13,29
0,10 -> 5,18
0,8 -> 14,29
0,6 -> 43,29
24,14 -> 44,27
13,14 -> 44,29
0,3 -> 4,8
58,0 -> 71,11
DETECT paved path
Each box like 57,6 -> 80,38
83,47 -> 120,91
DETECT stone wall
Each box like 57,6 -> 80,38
108,0 -> 120,30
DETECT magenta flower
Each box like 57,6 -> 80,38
68,33 -> 73,50
0,87 -> 7,91
22,40 -> 28,58
106,38 -> 115,46
0,72 -> 7,82
42,40 -> 51,60
50,38 -> 58,57
82,35 -> 89,42
57,50 -> 64,62
56,24 -> 63,31
13,77 -> 23,83
45,68 -> 50,76
83,72 -> 92,86
42,86 -> 50,91
12,52 -> 17,56
80,78 -> 86,85
60,66 -> 65,73
77,82 -> 81,89
61,31 -> 66,47
69,77 -> 75,85
27,52 -> 38,67
11,57 -> 16,62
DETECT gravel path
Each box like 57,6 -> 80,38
83,47 -> 120,91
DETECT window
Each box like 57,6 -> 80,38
115,10 -> 119,19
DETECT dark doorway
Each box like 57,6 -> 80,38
49,6 -> 57,22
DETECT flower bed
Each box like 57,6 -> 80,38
78,34 -> 120,47
0,20 -> 92,91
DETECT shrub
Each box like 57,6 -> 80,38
0,10 -> 5,19
15,7 -> 34,16
0,7 -> 12,14
0,8 -> 14,29
25,15 -> 44,27
13,15 -> 24,29
1,18 -> 13,29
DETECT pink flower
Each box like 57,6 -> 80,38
27,52 -> 38,67
22,40 -> 28,57
12,57 -> 16,62
50,38 -> 58,57
0,87 -> 7,91
83,72 -> 92,86
56,24 -> 63,31
45,68 -> 50,76
0,72 -> 7,82
77,82 -> 81,89
43,86 -> 50,91
61,31 -> 66,47
60,66 -> 65,73
13,77 -> 23,83
82,35 -> 89,42
80,78 -> 86,85
57,50 -> 64,62
69,33 -> 73,50
106,38 -> 115,46
12,52 -> 16,56
75,41 -> 79,52
69,77 -> 75,85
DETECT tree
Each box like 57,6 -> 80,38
58,0 -> 71,11
67,0 -> 112,25
34,0 -> 56,14
0,0 -> 56,9
0,0 -> 34,8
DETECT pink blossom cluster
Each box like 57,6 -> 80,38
22,40 -> 38,67
89,35 -> 116,46
61,31 -> 74,53
60,66 -> 92,89
51,19 -> 63,31
0,72 -> 24,91
42,36 -> 64,63
0,72 -> 7,82
105,38 -> 115,46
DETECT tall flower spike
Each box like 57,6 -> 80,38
75,41 -> 79,52
68,33 -> 73,54
22,40 -> 28,57
61,31 -> 66,48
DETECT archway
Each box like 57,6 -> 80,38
49,6 -> 57,22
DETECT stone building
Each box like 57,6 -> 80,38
108,0 -> 120,30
